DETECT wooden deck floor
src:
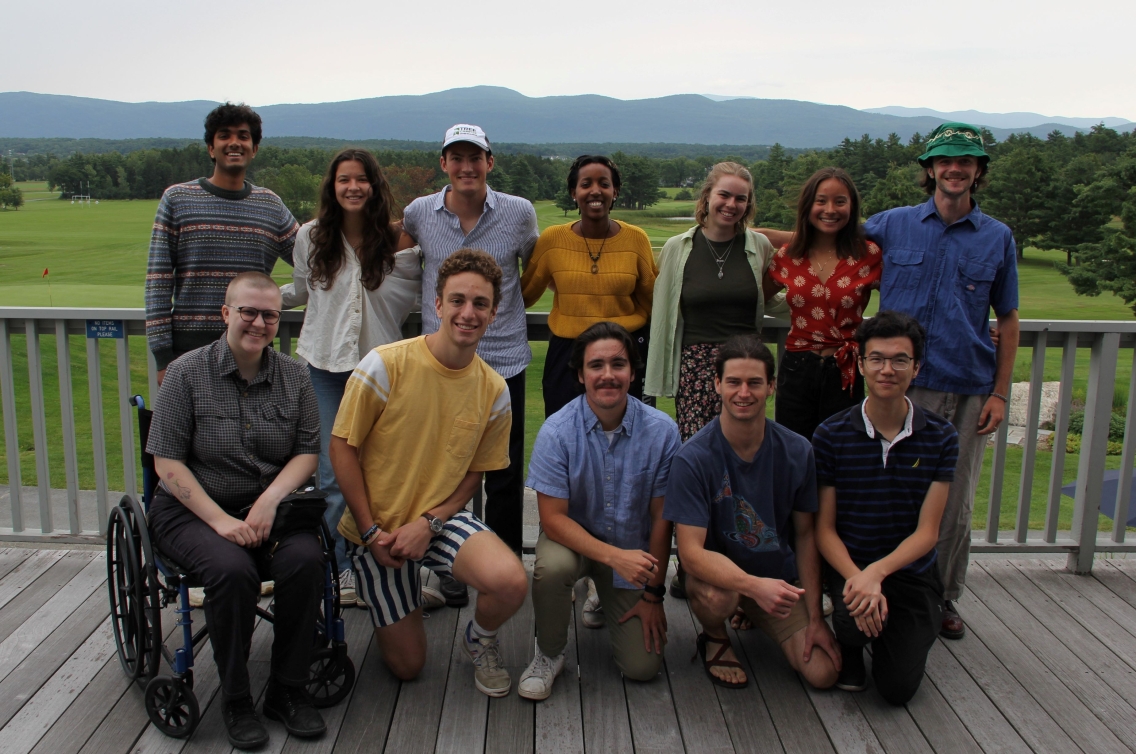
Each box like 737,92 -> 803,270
3,548 -> 1136,753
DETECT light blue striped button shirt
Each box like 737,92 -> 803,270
402,185 -> 540,379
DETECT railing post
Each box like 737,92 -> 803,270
986,384 -> 1012,543
1015,336 -> 1047,542
25,319 -> 53,533
1045,332 -> 1078,543
278,322 -> 291,357
56,321 -> 81,534
1111,346 -> 1136,544
87,337 -> 109,535
1068,332 -> 1120,573
116,334 -> 137,500
0,319 -> 22,531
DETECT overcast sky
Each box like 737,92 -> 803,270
6,0 -> 1133,120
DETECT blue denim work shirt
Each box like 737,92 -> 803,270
864,197 -> 1018,395
527,395 -> 682,589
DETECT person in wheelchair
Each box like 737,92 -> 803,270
146,271 -> 326,749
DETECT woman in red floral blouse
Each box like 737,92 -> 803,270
766,167 -> 882,440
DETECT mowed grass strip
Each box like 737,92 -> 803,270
1,191 -> 1133,532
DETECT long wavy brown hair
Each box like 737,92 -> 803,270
785,167 -> 866,262
308,149 -> 399,291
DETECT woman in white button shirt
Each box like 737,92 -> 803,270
282,148 -> 421,604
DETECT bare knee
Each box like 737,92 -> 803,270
688,578 -> 738,623
801,656 -> 839,689
488,560 -> 529,609
384,651 -> 425,681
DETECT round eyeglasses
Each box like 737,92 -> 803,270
235,306 -> 281,325
861,355 -> 913,371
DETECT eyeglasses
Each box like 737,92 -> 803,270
861,355 -> 913,371
235,306 -> 281,325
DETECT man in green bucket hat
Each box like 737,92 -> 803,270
858,122 -> 1020,641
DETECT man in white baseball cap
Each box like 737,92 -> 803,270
401,123 -> 539,607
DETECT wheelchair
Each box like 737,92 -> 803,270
105,395 -> 356,739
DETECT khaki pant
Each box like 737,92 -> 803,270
907,387 -> 988,601
532,532 -> 662,681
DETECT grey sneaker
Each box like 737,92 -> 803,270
421,584 -> 445,610
338,570 -> 358,607
518,647 -> 565,701
462,621 -> 511,697
582,580 -> 605,629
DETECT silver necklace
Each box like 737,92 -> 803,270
705,233 -> 735,279
581,220 -> 612,274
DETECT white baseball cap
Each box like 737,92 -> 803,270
443,123 -> 491,154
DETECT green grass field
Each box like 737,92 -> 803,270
0,188 -> 1132,533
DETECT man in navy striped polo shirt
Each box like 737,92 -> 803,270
813,311 -> 959,705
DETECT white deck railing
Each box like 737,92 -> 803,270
0,307 -> 1134,573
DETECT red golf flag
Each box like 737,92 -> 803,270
42,268 -> 49,277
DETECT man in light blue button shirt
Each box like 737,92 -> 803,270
518,322 -> 681,700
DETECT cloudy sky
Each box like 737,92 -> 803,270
6,0 -> 1133,120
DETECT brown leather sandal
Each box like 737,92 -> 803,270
694,632 -> 749,689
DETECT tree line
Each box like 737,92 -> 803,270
7,125 -> 1135,315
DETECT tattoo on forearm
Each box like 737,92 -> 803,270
167,472 -> 191,502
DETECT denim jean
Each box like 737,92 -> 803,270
308,364 -> 352,571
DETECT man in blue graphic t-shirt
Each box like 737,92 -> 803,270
665,334 -> 839,691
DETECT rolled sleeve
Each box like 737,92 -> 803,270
525,421 -> 571,499
146,361 -> 193,461
991,231 -> 1020,316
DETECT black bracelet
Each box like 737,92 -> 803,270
360,523 -> 380,546
641,593 -> 664,604
643,583 -> 666,599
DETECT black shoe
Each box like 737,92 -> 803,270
940,600 -> 966,640
439,573 -> 469,607
835,645 -> 867,692
223,695 -> 269,750
669,563 -> 687,600
263,682 -> 326,738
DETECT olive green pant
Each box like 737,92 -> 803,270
532,532 -> 662,681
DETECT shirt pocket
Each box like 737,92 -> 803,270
881,249 -> 925,292
253,402 -> 297,461
955,261 -> 996,323
445,418 -> 482,459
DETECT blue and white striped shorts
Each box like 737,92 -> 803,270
351,510 -> 490,627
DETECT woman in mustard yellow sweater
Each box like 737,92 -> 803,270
521,155 -> 658,417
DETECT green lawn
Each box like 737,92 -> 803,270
0,192 -> 1132,534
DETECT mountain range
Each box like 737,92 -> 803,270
2,87 -> 1131,149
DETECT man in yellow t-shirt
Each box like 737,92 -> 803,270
330,249 -> 529,698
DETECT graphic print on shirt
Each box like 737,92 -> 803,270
716,471 -> 780,552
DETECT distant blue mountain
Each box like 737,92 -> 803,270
2,87 -> 1129,148
864,106 -> 1131,130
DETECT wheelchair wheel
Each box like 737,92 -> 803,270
306,647 -> 355,708
144,676 -> 200,739
107,505 -> 148,681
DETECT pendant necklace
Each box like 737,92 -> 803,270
582,220 -> 612,274
705,233 -> 735,279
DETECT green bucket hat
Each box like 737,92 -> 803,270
917,122 -> 989,166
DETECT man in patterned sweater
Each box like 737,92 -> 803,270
146,103 -> 298,380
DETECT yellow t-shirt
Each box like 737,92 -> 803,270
519,222 -> 657,338
332,336 -> 511,543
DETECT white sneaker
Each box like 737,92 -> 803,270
339,570 -> 358,607
582,579 -> 604,629
462,622 -> 512,697
823,593 -> 834,617
421,584 -> 445,610
188,587 -> 205,608
260,581 -> 274,597
518,648 -> 565,701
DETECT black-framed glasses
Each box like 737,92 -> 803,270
861,355 -> 913,372
235,306 -> 281,325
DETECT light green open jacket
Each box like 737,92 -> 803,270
644,226 -> 789,398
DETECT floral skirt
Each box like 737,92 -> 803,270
676,343 -> 721,441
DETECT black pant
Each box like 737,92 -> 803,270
827,565 -> 943,706
775,350 -> 863,440
149,489 -> 324,700
542,327 -> 652,419
484,370 -> 526,553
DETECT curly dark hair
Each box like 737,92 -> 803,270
567,321 -> 642,375
307,149 -> 399,291
435,248 -> 503,308
203,103 -> 262,156
785,167 -> 867,262
567,155 -> 623,195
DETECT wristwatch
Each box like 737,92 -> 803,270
643,583 -> 666,599
421,512 -> 444,534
